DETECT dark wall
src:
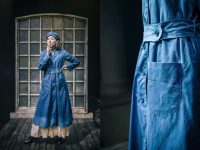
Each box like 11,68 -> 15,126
0,0 -> 14,124
0,0 -> 99,123
100,0 -> 142,147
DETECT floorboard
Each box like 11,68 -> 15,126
0,118 -> 100,150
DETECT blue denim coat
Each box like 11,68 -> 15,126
33,48 -> 80,128
129,0 -> 200,149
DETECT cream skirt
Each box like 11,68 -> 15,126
30,124 -> 70,138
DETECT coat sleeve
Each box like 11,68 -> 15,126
38,51 -> 50,71
65,51 -> 80,71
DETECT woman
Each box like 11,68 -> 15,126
129,0 -> 200,150
24,32 -> 80,144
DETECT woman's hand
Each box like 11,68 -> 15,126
47,46 -> 52,56
60,65 -> 67,71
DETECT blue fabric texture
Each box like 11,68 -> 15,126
33,48 -> 80,128
129,0 -> 200,150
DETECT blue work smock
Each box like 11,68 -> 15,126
33,48 -> 80,128
129,0 -> 200,149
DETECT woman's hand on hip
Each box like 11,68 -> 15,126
60,65 -> 67,71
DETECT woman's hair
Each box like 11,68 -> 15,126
56,40 -> 60,48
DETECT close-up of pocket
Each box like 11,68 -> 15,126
147,61 -> 182,114
146,62 -> 183,149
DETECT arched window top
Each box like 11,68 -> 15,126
16,13 -> 87,20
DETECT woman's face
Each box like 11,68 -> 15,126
46,36 -> 57,50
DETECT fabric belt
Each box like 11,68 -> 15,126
143,20 -> 200,42
46,69 -> 61,74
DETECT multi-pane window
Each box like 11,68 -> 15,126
16,14 -> 88,114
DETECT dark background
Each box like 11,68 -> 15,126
0,0 -> 143,148
100,0 -> 142,147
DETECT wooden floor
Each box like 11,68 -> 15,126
0,118 -> 100,150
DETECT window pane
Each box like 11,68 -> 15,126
19,83 -> 28,94
31,18 -> 40,28
64,17 -> 74,28
30,30 -> 40,41
31,56 -> 39,68
19,96 -> 28,107
19,56 -> 28,68
42,43 -> 47,50
64,43 -> 73,54
75,44 -> 84,54
75,19 -> 86,28
75,96 -> 84,107
64,70 -> 73,81
19,30 -> 28,41
30,43 -> 40,55
53,17 -> 62,29
30,83 -> 40,94
75,83 -> 84,94
42,30 -> 51,42
30,96 -> 39,107
19,69 -> 28,81
70,96 -> 73,107
75,30 -> 85,41
67,82 -> 73,94
19,20 -> 28,28
42,16 -> 52,28
19,43 -> 28,55
52,30 -> 62,41
30,70 -> 39,81
64,30 -> 73,41
76,56 -> 84,68
75,69 -> 84,81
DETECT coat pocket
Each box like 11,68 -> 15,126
147,62 -> 182,149
147,62 -> 182,116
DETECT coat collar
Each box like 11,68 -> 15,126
52,47 -> 61,57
